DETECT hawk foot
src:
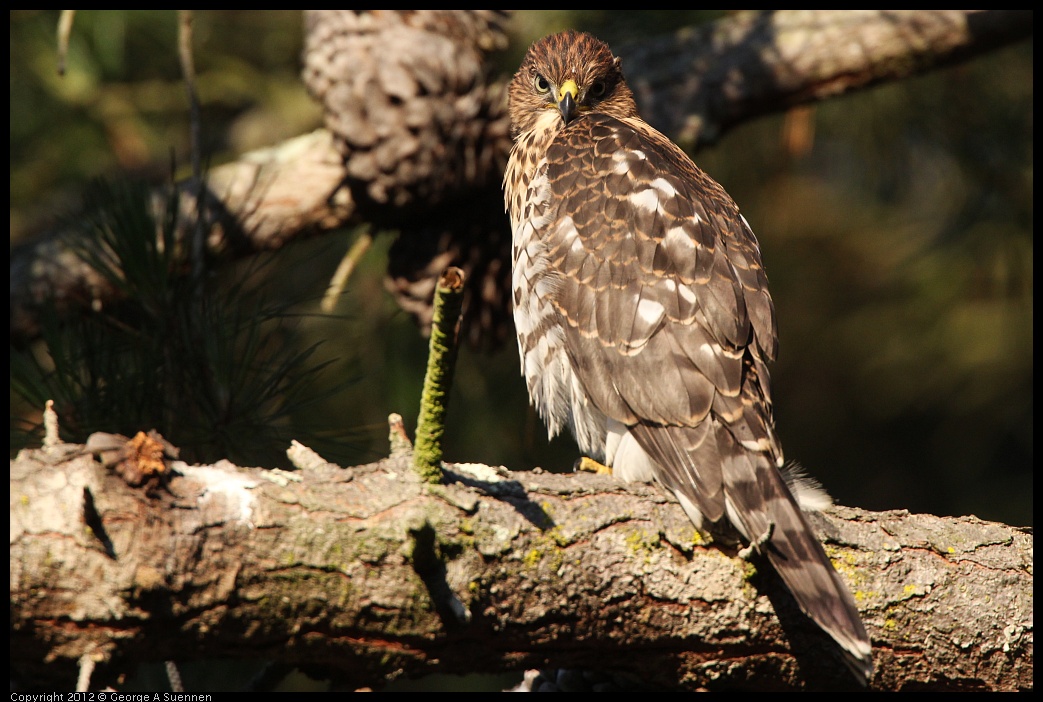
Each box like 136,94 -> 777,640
737,520 -> 775,561
574,456 -> 613,475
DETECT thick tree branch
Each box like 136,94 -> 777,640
9,10 -> 1032,344
621,9 -> 1034,147
10,442 -> 1032,691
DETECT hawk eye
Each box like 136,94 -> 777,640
589,80 -> 607,97
534,75 -> 551,94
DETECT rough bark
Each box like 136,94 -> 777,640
9,10 -> 1033,345
10,442 -> 1033,691
622,9 -> 1035,147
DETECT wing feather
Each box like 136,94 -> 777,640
539,113 -> 774,430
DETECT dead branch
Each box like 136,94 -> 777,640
10,442 -> 1032,691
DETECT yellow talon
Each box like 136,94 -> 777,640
574,456 -> 613,475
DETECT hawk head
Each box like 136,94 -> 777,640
508,30 -> 639,137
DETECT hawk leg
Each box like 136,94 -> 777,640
574,456 -> 613,475
737,520 -> 776,561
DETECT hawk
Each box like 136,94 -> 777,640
504,30 -> 872,680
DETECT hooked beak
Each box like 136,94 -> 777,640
557,79 -> 579,124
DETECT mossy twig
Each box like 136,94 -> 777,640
412,267 -> 465,483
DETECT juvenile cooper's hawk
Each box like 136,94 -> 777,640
504,31 -> 872,679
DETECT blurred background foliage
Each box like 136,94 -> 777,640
10,10 -> 1032,536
